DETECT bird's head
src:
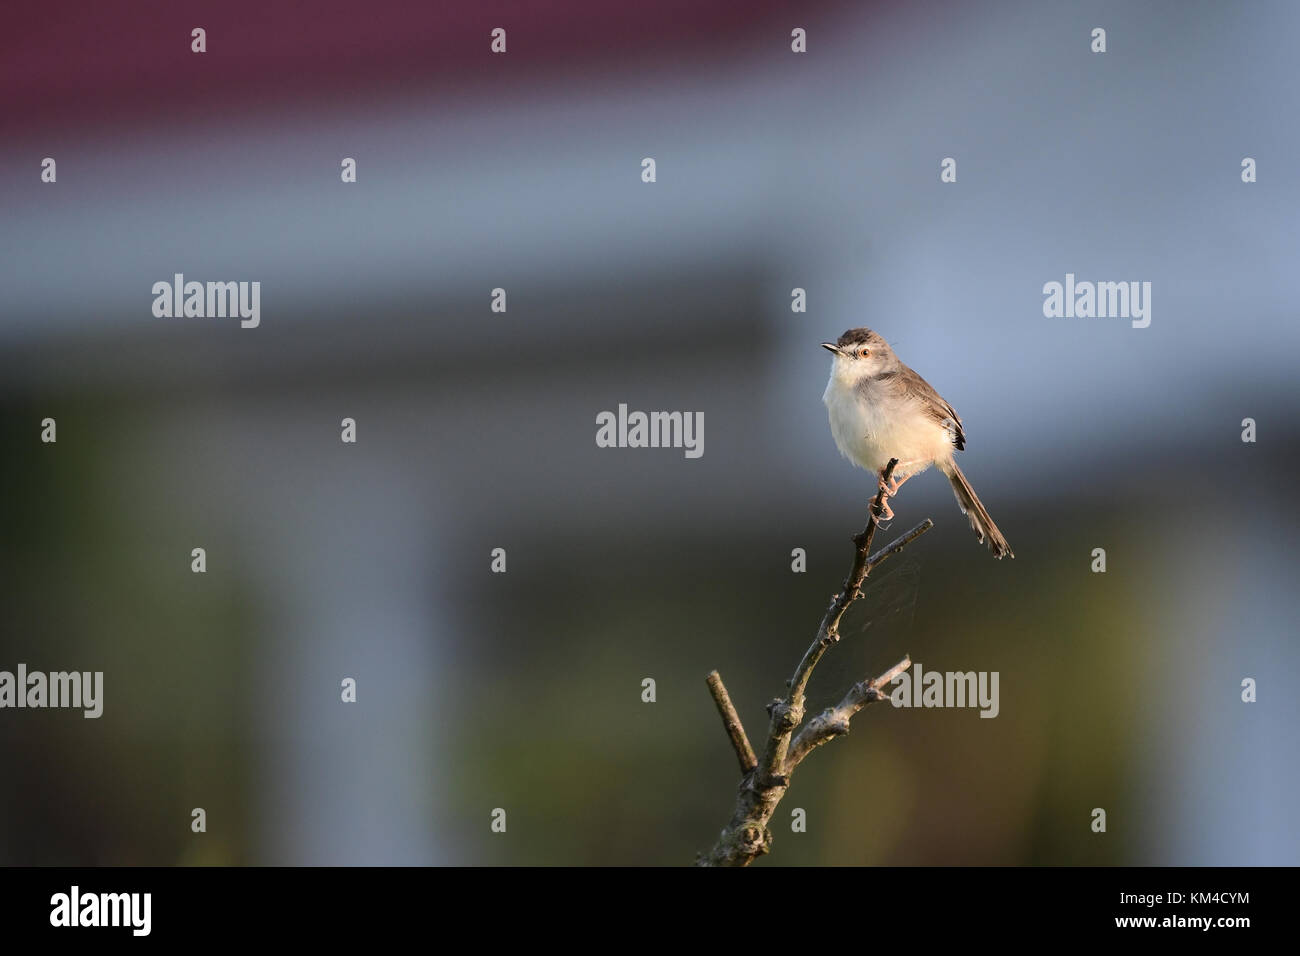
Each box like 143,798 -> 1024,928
820,328 -> 897,383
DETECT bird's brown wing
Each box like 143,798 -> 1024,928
898,364 -> 966,451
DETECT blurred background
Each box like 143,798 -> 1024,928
1,0 -> 1297,865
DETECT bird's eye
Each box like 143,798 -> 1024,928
858,348 -> 870,358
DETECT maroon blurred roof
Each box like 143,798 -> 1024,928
3,0 -> 846,138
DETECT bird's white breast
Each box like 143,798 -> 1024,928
823,375 -> 949,475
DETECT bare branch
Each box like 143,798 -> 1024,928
771,460 -> 898,771
698,458 -> 934,866
787,655 -> 911,768
706,670 -> 758,774
868,519 -> 935,572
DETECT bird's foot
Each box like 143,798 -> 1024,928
874,470 -> 899,521
879,468 -> 917,498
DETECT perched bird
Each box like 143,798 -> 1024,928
821,328 -> 1013,558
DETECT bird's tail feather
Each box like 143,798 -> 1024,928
945,463 -> 1014,559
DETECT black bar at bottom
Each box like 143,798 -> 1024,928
0,865 -> 1279,942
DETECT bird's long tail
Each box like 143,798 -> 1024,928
943,463 -> 1014,559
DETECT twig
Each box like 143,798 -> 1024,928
787,655 -> 912,768
698,458 -> 932,867
868,519 -> 935,572
706,671 -> 758,774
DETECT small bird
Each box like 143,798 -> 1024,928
821,328 -> 1013,558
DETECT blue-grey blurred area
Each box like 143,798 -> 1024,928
1,0 -> 1297,865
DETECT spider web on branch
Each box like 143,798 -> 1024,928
806,556 -> 921,713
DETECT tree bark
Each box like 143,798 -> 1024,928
698,458 -> 931,866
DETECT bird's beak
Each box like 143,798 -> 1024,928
821,342 -> 843,356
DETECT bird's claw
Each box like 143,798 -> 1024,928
876,469 -> 900,521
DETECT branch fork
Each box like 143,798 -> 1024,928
698,458 -> 932,867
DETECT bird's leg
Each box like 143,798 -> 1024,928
889,471 -> 915,495
875,470 -> 898,520
876,464 -> 921,521
879,467 -> 916,498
